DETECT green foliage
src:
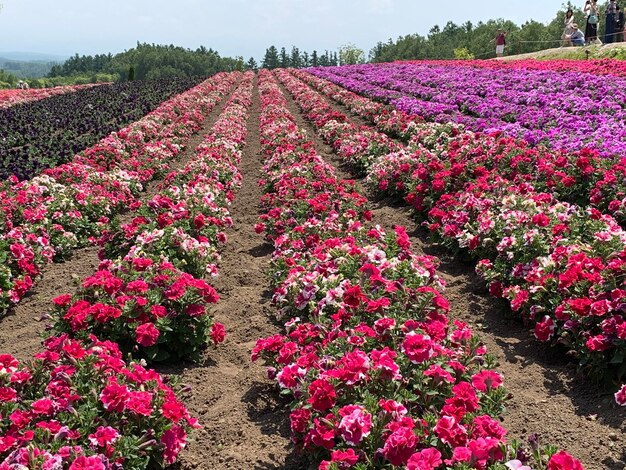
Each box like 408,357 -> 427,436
48,43 -> 242,82
368,3 -> 601,61
453,47 -> 475,59
338,43 -> 366,65
128,65 -> 135,81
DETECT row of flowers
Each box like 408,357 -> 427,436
305,63 -> 626,160
49,73 -> 254,362
0,72 -> 241,316
298,68 -> 626,228
0,84 -> 103,109
406,59 -> 626,79
275,70 -> 626,404
0,72 -> 254,468
252,69 -> 582,469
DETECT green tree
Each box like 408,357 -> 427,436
262,46 -> 279,69
246,57 -> 258,70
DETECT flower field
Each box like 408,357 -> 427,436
1,60 -> 625,470
0,84 -> 103,109
0,77 -> 203,180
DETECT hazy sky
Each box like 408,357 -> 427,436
0,1 -> 568,59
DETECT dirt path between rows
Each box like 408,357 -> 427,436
172,77 -> 303,470
280,74 -> 626,470
0,85 -> 237,363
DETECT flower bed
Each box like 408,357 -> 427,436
403,58 -> 626,79
0,72 -> 255,469
306,63 -> 626,160
253,69 -> 582,469
0,335 -> 199,468
50,73 -> 255,362
0,72 -> 240,317
276,69 -> 626,403
0,84 -> 103,109
0,78 -> 204,180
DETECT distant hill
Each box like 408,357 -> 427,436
0,51 -> 68,62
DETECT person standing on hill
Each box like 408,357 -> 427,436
605,0 -> 619,43
495,29 -> 506,57
584,0 -> 600,44
562,8 -> 576,46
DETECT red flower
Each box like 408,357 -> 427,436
161,425 -> 187,464
88,426 -> 120,447
547,451 -> 584,470
382,425 -> 417,465
331,448 -> 359,465
0,387 -> 17,402
53,294 -> 73,307
0,354 -> 19,374
290,408 -> 312,434
68,456 -> 107,470
534,316 -> 556,342
343,284 -> 366,308
401,332 -> 435,364
406,448 -> 442,470
135,323 -> 160,347
307,379 -> 337,412
210,323 -> 226,345
99,383 -> 129,412
471,370 -> 503,392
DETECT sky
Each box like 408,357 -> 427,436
0,0 -> 567,60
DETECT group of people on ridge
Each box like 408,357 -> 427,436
563,0 -> 624,47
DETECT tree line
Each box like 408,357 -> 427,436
47,43 -> 247,82
369,2 -> 612,61
3,2 -> 621,89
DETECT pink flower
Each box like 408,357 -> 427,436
0,354 -> 18,374
338,405 -> 372,446
406,448 -> 442,470
210,323 -> 226,345
88,426 -> 120,447
330,448 -> 359,465
382,425 -> 417,465
547,450 -> 584,470
68,456 -> 107,470
276,364 -> 306,389
401,332 -> 435,364
506,460 -> 532,470
471,370 -> 503,392
99,383 -> 129,412
534,315 -> 555,342
434,415 -> 467,447
126,391 -> 153,416
135,323 -> 160,347
31,398 -> 55,415
161,425 -> 187,464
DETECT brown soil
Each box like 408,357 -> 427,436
280,73 -> 626,470
171,77 -> 303,470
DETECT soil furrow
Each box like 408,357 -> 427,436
0,86 -> 238,362
278,74 -> 626,470
174,77 -> 303,470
